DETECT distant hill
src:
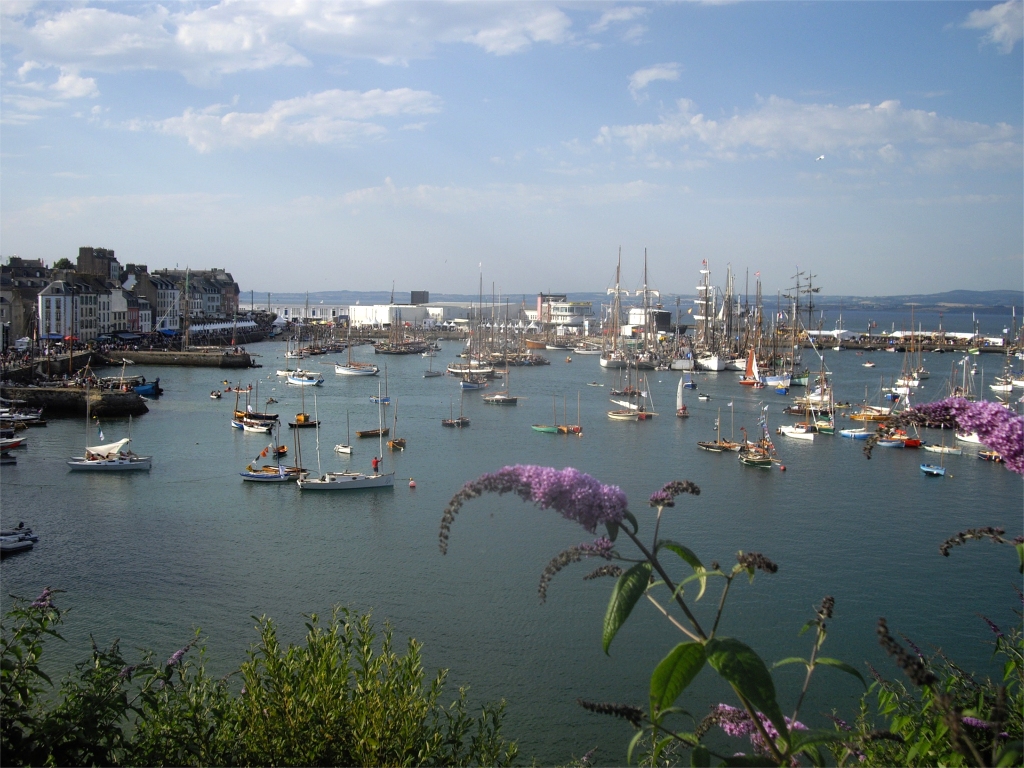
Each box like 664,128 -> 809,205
246,288 -> 1021,314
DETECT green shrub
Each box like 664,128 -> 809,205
1,592 -> 517,767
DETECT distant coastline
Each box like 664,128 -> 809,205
242,288 -> 1022,315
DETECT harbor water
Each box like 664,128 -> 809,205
2,335 -> 1021,764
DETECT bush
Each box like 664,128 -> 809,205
1,592 -> 517,767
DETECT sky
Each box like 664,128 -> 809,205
1,1 -> 1022,299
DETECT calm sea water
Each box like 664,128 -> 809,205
2,330 -> 1021,764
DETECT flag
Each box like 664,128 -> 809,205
727,401 -> 733,407
754,271 -> 760,277
97,424 -> 104,441
260,447 -> 268,458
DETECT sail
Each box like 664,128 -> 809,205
84,438 -> 130,458
751,353 -> 760,380
676,378 -> 683,411
744,349 -> 755,378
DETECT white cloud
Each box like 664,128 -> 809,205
962,0 -> 1023,54
628,62 -> 680,102
51,67 -> 98,99
590,6 -> 648,33
141,88 -> 441,152
595,95 -> 1021,172
1,2 -> 579,81
461,8 -> 572,55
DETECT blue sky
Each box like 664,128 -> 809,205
2,1 -> 1021,298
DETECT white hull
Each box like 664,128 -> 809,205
334,444 -> 353,454
696,354 -> 725,371
923,445 -> 961,455
779,426 -> 814,441
335,364 -> 379,376
669,358 -> 694,371
956,431 -> 984,444
287,374 -> 324,386
68,456 -> 152,471
599,354 -> 628,369
298,471 -> 395,490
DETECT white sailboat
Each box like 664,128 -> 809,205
297,384 -> 394,490
68,387 -> 152,471
676,377 -> 689,417
335,323 -> 380,376
334,411 -> 353,454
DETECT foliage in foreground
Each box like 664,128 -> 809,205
440,465 -> 1023,766
1,594 -> 517,767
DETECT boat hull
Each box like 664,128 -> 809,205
68,456 -> 152,471
298,472 -> 395,490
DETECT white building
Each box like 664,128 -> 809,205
151,276 -> 180,331
38,281 -> 76,341
348,304 -> 429,328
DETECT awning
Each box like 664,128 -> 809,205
157,328 -> 178,336
113,332 -> 141,340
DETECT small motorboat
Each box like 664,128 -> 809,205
587,382 -> 604,387
979,450 -> 1004,463
697,393 -> 711,401
210,390 -> 222,399
0,523 -> 38,541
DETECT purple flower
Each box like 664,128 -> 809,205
538,537 -> 616,602
709,703 -> 806,756
649,480 -> 701,508
165,638 -> 197,668
980,615 -> 1005,638
30,587 -> 54,610
961,716 -> 991,729
440,465 -> 628,554
908,398 -> 1023,474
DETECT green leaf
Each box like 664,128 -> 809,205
705,637 -> 788,744
771,657 -> 808,669
1016,543 -> 1023,574
650,642 -> 706,715
814,657 -> 867,689
626,729 -> 646,765
606,520 -> 619,542
658,540 -> 708,600
995,741 -> 1023,767
603,562 -> 652,654
690,744 -> 710,767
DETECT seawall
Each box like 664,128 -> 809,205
105,350 -> 253,368
0,386 -> 149,417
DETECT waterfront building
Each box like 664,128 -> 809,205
524,293 -> 593,328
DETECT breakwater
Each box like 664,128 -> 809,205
105,350 -> 253,368
0,385 -> 148,417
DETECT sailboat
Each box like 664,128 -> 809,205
370,364 -> 391,403
558,393 -> 583,435
442,395 -> 470,428
738,407 -> 779,468
608,374 -> 656,420
697,407 -> 742,452
240,425 -> 303,482
532,395 -> 560,432
483,366 -> 517,404
599,249 -> 628,369
334,412 -> 353,454
297,387 -> 394,490
676,377 -> 689,418
387,400 -> 406,451
68,384 -> 152,471
920,435 -> 947,476
335,323 -> 380,376
423,350 -> 443,378
288,379 -> 319,428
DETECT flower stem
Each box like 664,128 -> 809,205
623,526 -> 707,640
